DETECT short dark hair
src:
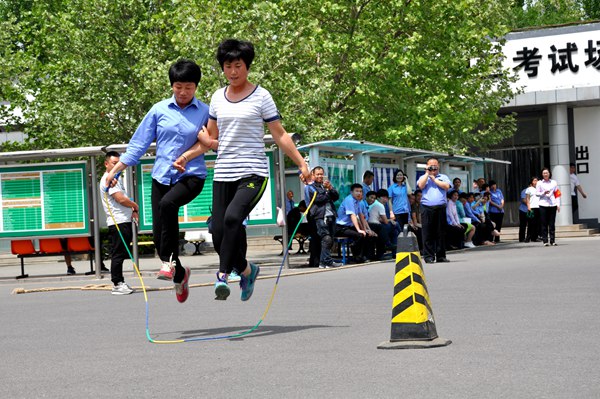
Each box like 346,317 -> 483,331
459,192 -> 469,200
311,166 -> 324,174
488,179 -> 497,187
350,183 -> 363,191
570,163 -> 576,168
366,190 -> 377,198
413,189 -> 422,195
481,183 -> 489,191
447,190 -> 458,199
169,59 -> 201,86
363,170 -> 374,179
376,189 -> 389,198
298,200 -> 307,209
453,177 -> 461,184
217,39 -> 255,70
105,151 -> 120,161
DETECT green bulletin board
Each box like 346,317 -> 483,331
0,162 -> 89,238
136,152 -> 277,232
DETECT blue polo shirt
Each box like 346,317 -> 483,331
336,194 -> 361,226
121,96 -> 210,185
388,182 -> 410,214
421,174 -> 451,206
489,188 -> 505,214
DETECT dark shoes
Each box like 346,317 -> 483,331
424,256 -> 449,264
67,266 -> 76,275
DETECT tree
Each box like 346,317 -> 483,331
2,0 -> 519,153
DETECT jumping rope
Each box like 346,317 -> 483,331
104,173 -> 316,344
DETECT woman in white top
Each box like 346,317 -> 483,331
186,39 -> 310,302
525,176 -> 540,242
536,168 -> 560,246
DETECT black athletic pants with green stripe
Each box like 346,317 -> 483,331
212,175 -> 268,275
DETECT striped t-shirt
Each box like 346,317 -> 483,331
209,85 -> 280,181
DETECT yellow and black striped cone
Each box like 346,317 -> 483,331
378,227 -> 451,349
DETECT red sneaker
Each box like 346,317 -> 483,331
157,261 -> 174,281
175,267 -> 191,303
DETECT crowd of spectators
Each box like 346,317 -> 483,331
285,164 -> 522,266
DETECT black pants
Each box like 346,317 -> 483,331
421,205 -> 447,261
109,222 -> 132,285
334,224 -> 369,261
367,223 -> 387,260
212,175 -> 267,274
572,195 -> 579,222
539,206 -> 557,244
526,208 -> 540,242
151,176 -> 205,282
518,210 -> 528,242
489,212 -> 504,242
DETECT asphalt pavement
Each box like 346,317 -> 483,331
1,237 -> 599,398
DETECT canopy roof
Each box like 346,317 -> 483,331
297,140 -> 510,164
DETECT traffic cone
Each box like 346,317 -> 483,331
378,227 -> 451,349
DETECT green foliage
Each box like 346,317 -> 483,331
1,0 -> 519,154
509,0 -> 597,29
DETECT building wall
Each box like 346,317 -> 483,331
573,106 -> 600,225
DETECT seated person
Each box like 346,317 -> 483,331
471,192 -> 500,245
446,190 -> 467,250
334,184 -> 370,263
365,190 -> 387,260
371,189 -> 397,253
287,200 -> 309,238
455,191 -> 476,248
409,189 -> 423,252
459,192 -> 491,246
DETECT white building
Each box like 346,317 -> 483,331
497,21 -> 600,228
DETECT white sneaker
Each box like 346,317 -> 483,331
464,241 -> 475,248
228,270 -> 241,282
112,281 -> 135,295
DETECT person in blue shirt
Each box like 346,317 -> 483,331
416,157 -> 451,263
105,59 -> 210,304
388,169 -> 411,229
285,190 -> 295,215
488,180 -> 505,243
334,183 -> 369,263
361,170 -> 374,197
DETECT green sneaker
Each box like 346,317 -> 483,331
214,273 -> 230,301
240,263 -> 260,301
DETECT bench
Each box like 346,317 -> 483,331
184,231 -> 206,255
334,237 -> 353,265
11,238 -> 96,279
273,234 -> 308,256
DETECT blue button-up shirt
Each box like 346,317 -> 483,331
121,96 -> 210,185
336,195 -> 361,226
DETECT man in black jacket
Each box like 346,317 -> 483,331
304,166 -> 342,268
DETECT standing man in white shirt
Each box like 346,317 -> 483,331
100,151 -> 139,295
570,163 -> 587,222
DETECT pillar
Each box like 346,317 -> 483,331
548,104 -> 572,226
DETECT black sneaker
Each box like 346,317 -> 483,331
67,266 -> 76,275
101,265 -> 110,272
